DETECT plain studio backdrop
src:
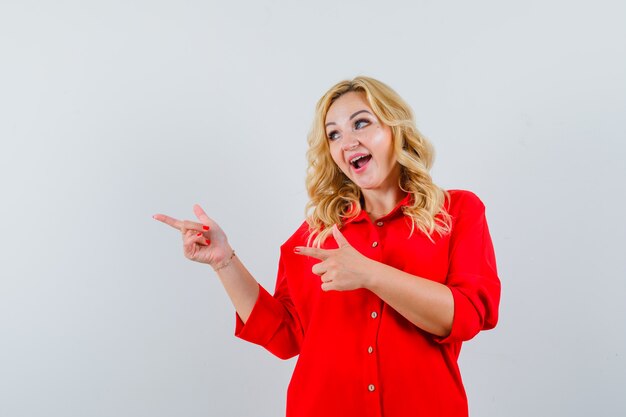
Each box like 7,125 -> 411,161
1,1 -> 624,416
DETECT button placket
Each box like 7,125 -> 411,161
363,221 -> 383,414
365,301 -> 382,404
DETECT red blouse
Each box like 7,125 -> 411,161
235,189 -> 501,417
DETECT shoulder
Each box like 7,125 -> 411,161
446,189 -> 486,216
280,220 -> 311,250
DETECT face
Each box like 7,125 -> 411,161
325,92 -> 400,192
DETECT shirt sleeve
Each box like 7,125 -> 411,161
434,192 -> 501,344
234,253 -> 304,359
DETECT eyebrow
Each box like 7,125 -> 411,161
325,110 -> 373,128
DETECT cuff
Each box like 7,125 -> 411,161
433,285 -> 482,344
235,284 -> 285,346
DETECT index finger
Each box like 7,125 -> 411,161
152,213 -> 183,231
294,246 -> 331,261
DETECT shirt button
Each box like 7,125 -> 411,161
376,221 -> 383,227
367,346 -> 374,354
372,241 -> 378,248
370,311 -> 378,319
368,384 -> 376,392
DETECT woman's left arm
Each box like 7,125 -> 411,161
365,261 -> 454,337
295,225 -> 453,337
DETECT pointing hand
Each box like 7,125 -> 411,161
153,204 -> 232,267
294,225 -> 375,292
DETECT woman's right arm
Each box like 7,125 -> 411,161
213,256 -> 259,323
153,204 -> 259,323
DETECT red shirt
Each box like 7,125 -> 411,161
236,189 -> 501,417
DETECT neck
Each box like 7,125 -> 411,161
362,187 -> 406,219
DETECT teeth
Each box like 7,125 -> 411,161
350,155 -> 368,164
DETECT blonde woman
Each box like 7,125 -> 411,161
154,76 -> 501,417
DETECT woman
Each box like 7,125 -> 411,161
154,76 -> 501,417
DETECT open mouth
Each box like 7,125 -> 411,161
350,154 -> 372,170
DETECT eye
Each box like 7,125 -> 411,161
327,130 -> 340,141
354,118 -> 370,130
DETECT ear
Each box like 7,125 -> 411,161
332,224 -> 350,248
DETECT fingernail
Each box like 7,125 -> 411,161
203,226 -> 210,231
294,247 -> 300,253
206,239 -> 211,245
197,233 -> 202,237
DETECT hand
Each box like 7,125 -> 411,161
153,204 -> 232,267
294,225 -> 375,292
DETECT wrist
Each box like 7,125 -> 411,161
213,248 -> 236,272
361,259 -> 383,290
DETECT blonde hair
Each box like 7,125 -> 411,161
305,76 -> 452,247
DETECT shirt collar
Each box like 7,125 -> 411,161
343,192 -> 412,225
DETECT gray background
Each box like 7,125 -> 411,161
1,0 -> 625,416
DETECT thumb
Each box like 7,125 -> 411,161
193,204 -> 214,226
332,224 -> 350,248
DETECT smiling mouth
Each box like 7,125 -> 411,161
350,154 -> 372,170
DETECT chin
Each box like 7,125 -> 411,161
353,180 -> 379,190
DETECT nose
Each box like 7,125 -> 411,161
341,137 -> 359,151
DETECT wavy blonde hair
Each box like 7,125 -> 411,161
305,76 -> 452,247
